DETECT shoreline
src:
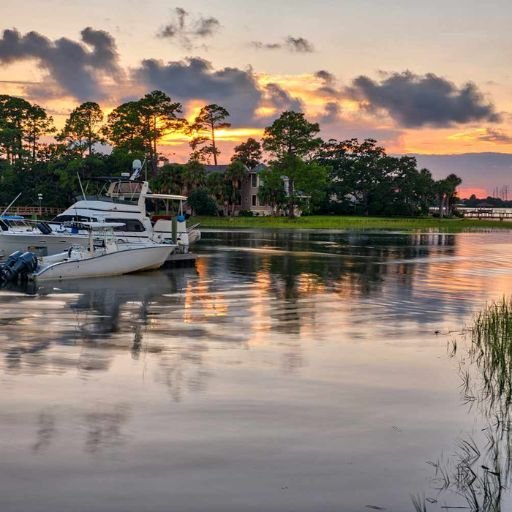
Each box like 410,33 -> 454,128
192,215 -> 512,232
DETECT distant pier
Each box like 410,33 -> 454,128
458,207 -> 512,220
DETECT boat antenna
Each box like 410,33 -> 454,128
1,192 -> 22,217
77,173 -> 86,200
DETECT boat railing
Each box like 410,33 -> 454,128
0,218 -> 74,236
0,218 -> 49,232
74,194 -> 140,205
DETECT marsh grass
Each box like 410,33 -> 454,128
414,298 -> 512,511
471,297 -> 512,415
193,215 -> 512,232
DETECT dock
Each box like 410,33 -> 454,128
458,208 -> 512,220
163,252 -> 198,267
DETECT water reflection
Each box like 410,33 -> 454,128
2,230 -> 512,512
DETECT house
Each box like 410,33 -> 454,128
204,164 -> 273,216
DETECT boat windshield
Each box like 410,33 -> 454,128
111,182 -> 143,196
74,179 -> 145,204
0,218 -> 41,232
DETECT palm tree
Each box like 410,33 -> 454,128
224,160 -> 248,215
182,160 -> 206,195
435,173 -> 462,218
206,171 -> 227,215
445,173 -> 462,216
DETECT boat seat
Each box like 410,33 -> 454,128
37,222 -> 53,235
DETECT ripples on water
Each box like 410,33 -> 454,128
1,230 -> 512,511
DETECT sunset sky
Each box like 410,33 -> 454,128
1,0 -> 512,196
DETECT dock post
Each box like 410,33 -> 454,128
172,217 -> 178,243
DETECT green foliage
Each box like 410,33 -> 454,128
189,104 -> 230,165
263,111 -> 322,160
104,91 -> 185,175
231,138 -> 262,169
0,92 -> 463,220
206,170 -> 228,204
151,163 -> 184,195
265,154 -> 328,216
57,102 -> 104,157
435,173 -> 462,217
316,138 -> 436,216
0,95 -> 54,164
257,167 -> 287,214
182,160 -> 206,192
262,111 -> 325,217
187,187 -> 218,215
192,215 -> 512,231
224,159 -> 247,214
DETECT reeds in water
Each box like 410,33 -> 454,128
471,296 -> 512,413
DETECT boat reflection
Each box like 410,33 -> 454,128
0,230 -> 477,381
3,230 -> 512,511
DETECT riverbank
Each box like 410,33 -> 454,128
193,215 -> 512,231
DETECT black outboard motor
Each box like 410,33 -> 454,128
0,251 -> 38,283
0,251 -> 23,282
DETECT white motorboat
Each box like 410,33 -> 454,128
30,223 -> 174,281
0,217 -> 90,258
0,161 -> 201,259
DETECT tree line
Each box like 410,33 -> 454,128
0,91 -> 461,217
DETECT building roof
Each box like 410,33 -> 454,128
204,163 -> 268,174
204,165 -> 231,174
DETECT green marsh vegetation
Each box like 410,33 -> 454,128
414,298 -> 512,511
193,215 -> 512,232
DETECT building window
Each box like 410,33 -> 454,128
251,174 -> 258,187
252,195 -> 257,207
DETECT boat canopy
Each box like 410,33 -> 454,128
145,193 -> 188,201
0,215 -> 24,220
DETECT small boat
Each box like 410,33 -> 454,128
0,217 -> 89,258
0,161 -> 200,260
30,222 -> 174,281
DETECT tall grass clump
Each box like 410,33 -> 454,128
471,297 -> 512,413
412,299 -> 512,511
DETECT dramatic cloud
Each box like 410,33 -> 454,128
250,36 -> 314,53
315,70 -> 336,85
157,7 -> 220,49
319,102 -> 341,124
315,69 -> 339,98
477,128 -> 512,144
0,27 -> 122,100
347,71 -> 500,127
134,57 -> 262,125
264,83 -> 303,113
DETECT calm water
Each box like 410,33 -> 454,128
1,230 -> 512,511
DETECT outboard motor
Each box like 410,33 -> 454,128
0,251 -> 23,282
0,251 -> 38,283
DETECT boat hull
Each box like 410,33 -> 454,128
0,232 -> 89,258
32,245 -> 173,281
